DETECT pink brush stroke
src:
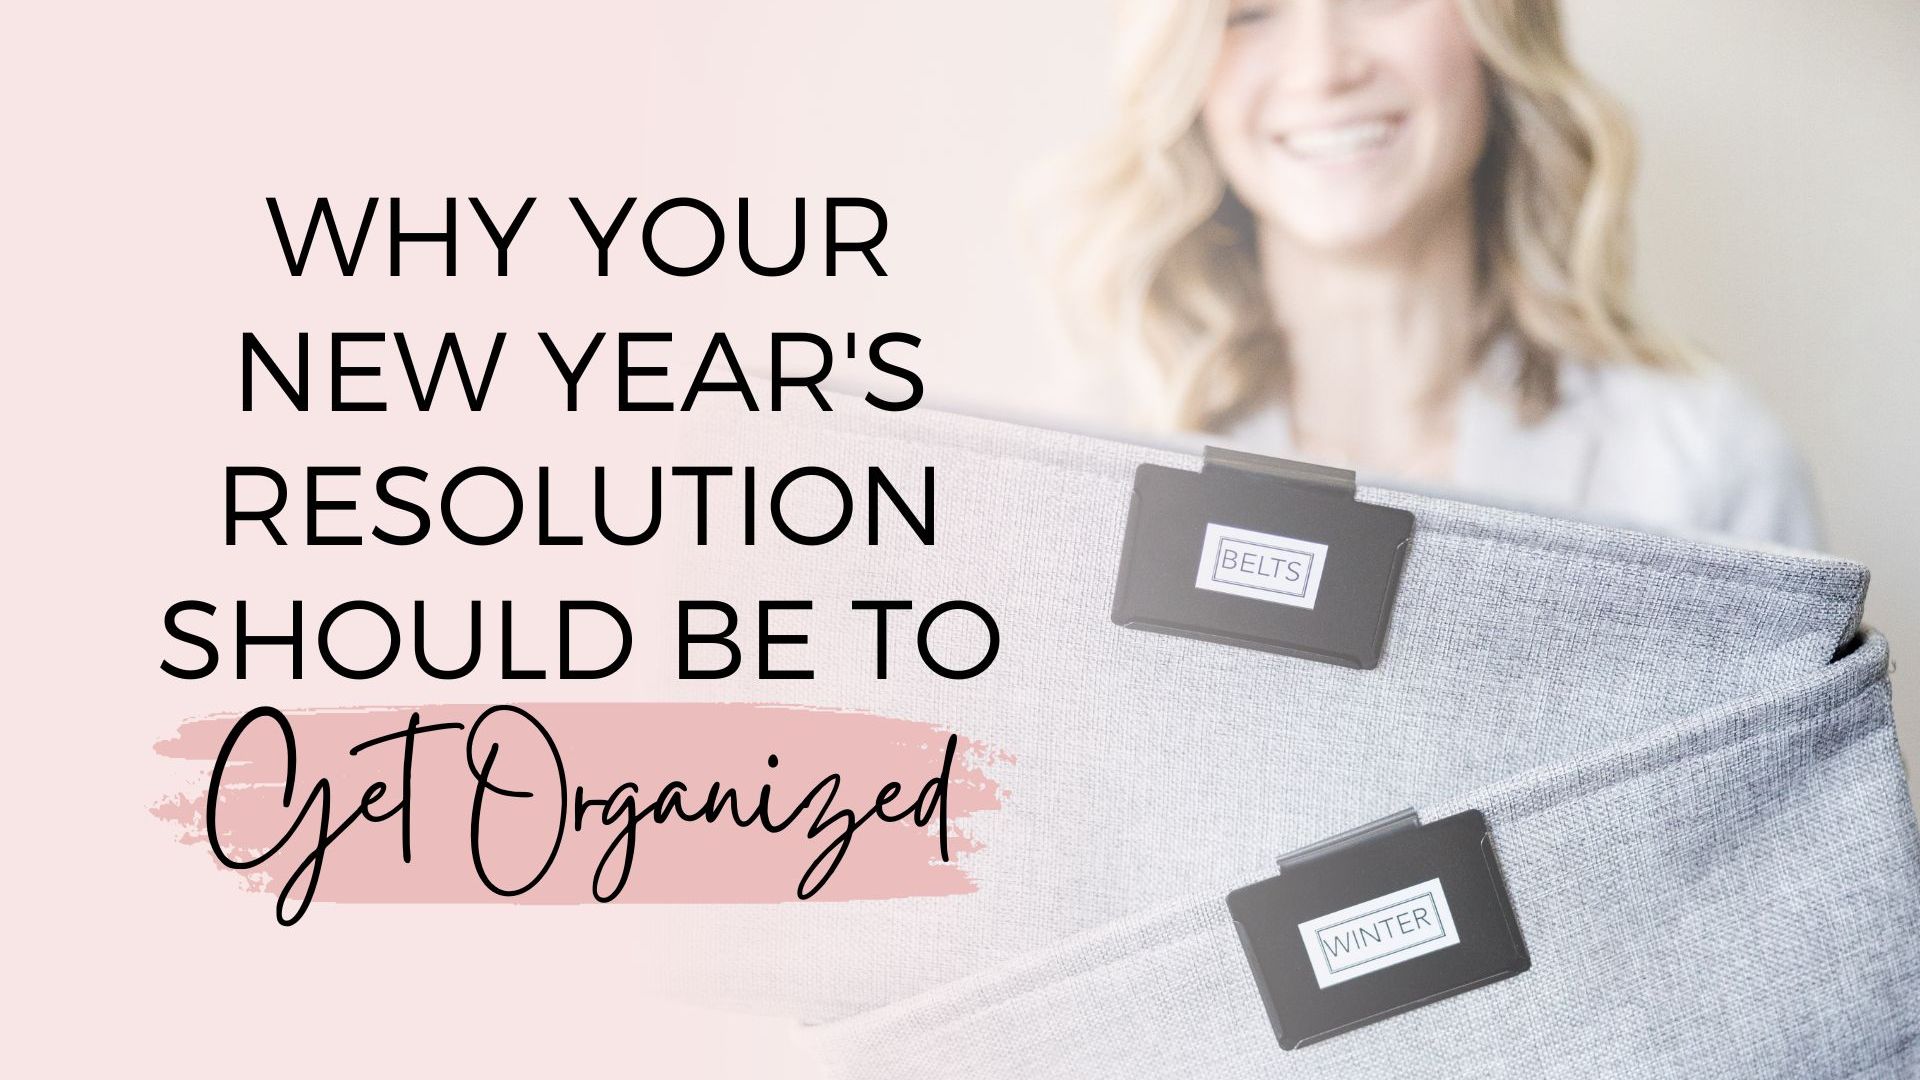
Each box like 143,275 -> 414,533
153,703 -> 1008,914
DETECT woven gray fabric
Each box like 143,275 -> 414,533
647,406 -> 1919,1077
802,635 -> 1917,1077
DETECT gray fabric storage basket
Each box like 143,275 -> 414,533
651,406 -> 1920,1078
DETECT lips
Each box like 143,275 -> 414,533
1273,115 -> 1403,161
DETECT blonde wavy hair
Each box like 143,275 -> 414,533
1036,0 -> 1689,431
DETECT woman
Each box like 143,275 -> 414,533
1042,0 -> 1820,548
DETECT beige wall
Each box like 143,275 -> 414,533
1560,1 -> 1920,793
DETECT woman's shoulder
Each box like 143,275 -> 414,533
1568,358 -> 1783,456
1560,357 -> 1823,549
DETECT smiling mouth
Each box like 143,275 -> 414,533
1274,116 -> 1403,161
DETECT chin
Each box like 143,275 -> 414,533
1231,173 -> 1424,256
1271,207 -> 1417,256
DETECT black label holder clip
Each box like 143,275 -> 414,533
1228,809 -> 1531,1050
1111,447 -> 1415,669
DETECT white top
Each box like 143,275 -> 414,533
1220,342 -> 1824,551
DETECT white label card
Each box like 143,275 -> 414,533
1297,878 -> 1460,989
1193,523 -> 1329,610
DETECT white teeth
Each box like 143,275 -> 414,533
1279,119 -> 1396,160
